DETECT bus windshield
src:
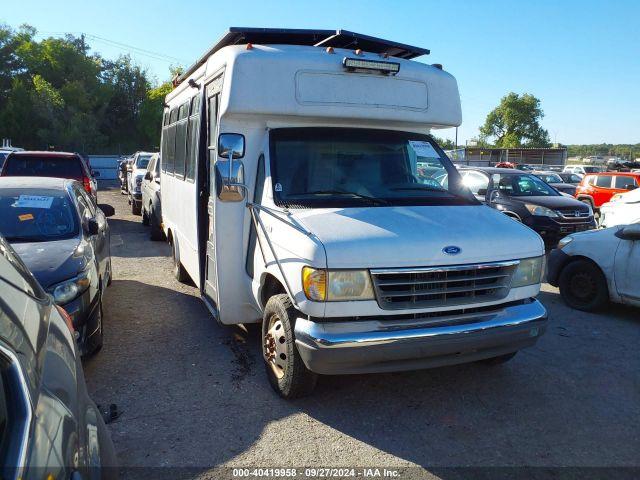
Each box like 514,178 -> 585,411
269,128 -> 478,208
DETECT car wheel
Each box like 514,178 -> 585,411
131,200 -> 141,216
149,209 -> 163,241
142,206 -> 150,226
107,258 -> 113,286
558,259 -> 609,311
85,298 -> 104,357
478,352 -> 517,365
262,294 -> 318,399
172,239 -> 189,283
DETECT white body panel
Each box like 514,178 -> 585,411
161,43 -> 544,326
561,227 -> 640,307
599,188 -> 640,228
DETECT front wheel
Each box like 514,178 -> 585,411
171,240 -> 189,283
131,199 -> 141,216
262,294 -> 317,398
558,259 -> 608,311
149,209 -> 163,241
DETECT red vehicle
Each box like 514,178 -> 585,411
575,172 -> 640,210
0,151 -> 99,203
494,161 -> 516,169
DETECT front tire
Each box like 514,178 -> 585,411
262,294 -> 317,399
171,239 -> 189,283
558,259 -> 609,311
131,199 -> 141,216
149,208 -> 163,241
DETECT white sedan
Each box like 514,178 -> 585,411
599,187 -> 640,228
547,223 -> 640,311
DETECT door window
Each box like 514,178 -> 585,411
461,171 -> 489,195
595,175 -> 613,188
613,176 -> 637,189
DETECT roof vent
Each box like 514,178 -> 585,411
432,63 -> 443,70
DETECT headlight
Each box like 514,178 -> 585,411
302,267 -> 374,301
524,204 -> 560,218
511,257 -> 544,288
49,271 -> 92,304
558,236 -> 574,249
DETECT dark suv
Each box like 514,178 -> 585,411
459,167 -> 596,246
1,151 -> 99,203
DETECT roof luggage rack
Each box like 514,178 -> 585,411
177,27 -> 429,85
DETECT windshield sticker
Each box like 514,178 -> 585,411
14,195 -> 54,209
409,141 -> 440,159
18,213 -> 34,221
274,183 -> 283,192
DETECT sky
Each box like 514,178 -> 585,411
2,0 -> 639,145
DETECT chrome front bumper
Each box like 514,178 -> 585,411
294,299 -> 548,375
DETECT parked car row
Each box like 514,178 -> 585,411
0,151 -> 117,476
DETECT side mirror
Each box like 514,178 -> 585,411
218,133 -> 245,159
615,224 -> 640,241
86,218 -> 100,236
625,184 -> 637,190
477,188 -> 488,196
144,171 -> 152,181
98,204 -> 115,217
216,133 -> 246,202
215,160 -> 245,202
489,189 -> 501,202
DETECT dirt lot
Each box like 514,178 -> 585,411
85,185 -> 640,478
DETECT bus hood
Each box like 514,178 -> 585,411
292,205 -> 544,269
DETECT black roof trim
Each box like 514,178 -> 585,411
177,27 -> 430,84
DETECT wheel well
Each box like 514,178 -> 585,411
260,274 -> 286,309
503,211 -> 522,221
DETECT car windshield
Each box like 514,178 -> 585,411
3,155 -> 82,179
536,173 -> 563,184
0,188 -> 79,242
269,128 -> 478,208
492,173 -> 559,197
136,155 -> 152,169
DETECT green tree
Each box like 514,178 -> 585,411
480,93 -> 550,148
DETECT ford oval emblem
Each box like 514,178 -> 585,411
443,245 -> 461,255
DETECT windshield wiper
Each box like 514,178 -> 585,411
303,189 -> 390,206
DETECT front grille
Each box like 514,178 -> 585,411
370,261 -> 519,310
557,208 -> 591,219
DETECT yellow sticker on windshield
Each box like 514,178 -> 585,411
18,213 -> 34,221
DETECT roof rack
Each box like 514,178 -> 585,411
177,27 -> 430,85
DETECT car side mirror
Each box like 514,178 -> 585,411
477,188 -> 487,196
625,184 -> 637,190
217,133 -> 246,202
488,189 -> 501,202
144,171 -> 152,181
615,224 -> 640,241
86,218 -> 100,236
98,204 -> 115,217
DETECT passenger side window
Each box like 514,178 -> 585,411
174,102 -> 189,179
246,155 -> 266,278
613,176 -> 637,189
462,171 -> 489,195
595,175 -> 613,188
185,96 -> 200,182
254,155 -> 266,204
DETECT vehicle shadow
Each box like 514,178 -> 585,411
107,217 -> 171,258
85,280 -> 640,477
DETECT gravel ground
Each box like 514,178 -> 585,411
84,185 -> 640,479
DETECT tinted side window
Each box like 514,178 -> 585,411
613,176 -> 637,189
595,175 -> 613,188
246,155 -> 266,278
185,96 -> 200,182
165,125 -> 176,174
4,156 -> 82,180
175,113 -> 188,178
169,108 -> 178,124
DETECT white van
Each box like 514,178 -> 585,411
160,28 -> 548,397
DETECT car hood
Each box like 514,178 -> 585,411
292,205 -> 544,269
11,237 -> 89,289
509,195 -> 588,211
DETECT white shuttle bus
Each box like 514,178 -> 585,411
160,28 -> 548,397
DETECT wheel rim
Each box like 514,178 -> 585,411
569,271 -> 596,301
264,314 -> 287,379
